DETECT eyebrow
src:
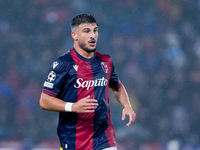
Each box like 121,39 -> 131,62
82,26 -> 98,31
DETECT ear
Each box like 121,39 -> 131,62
71,32 -> 78,41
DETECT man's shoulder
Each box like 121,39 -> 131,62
95,52 -> 112,60
57,50 -> 72,63
50,51 -> 73,72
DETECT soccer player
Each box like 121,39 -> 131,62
40,14 -> 136,150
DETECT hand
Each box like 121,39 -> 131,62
72,96 -> 98,113
122,106 -> 136,127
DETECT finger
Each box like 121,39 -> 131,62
87,99 -> 98,102
90,103 -> 98,106
126,115 -> 133,127
79,108 -> 95,113
83,104 -> 98,109
84,100 -> 98,106
122,111 -> 126,120
82,106 -> 97,113
84,109 -> 95,113
133,113 -> 136,122
81,103 -> 98,111
89,103 -> 98,107
84,95 -> 90,99
79,96 -> 90,101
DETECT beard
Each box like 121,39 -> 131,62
78,41 -> 96,53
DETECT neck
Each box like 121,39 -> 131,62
74,44 -> 94,59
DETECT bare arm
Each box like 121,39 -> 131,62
111,83 -> 136,127
40,92 -> 98,113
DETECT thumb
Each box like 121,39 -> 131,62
85,95 -> 90,99
122,111 -> 126,120
80,95 -> 90,101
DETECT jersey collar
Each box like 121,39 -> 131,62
72,47 -> 96,62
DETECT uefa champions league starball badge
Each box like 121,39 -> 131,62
47,71 -> 56,82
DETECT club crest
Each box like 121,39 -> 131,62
101,62 -> 108,73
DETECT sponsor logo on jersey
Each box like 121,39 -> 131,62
101,62 -> 108,73
43,81 -> 54,88
47,71 -> 56,82
73,65 -> 79,71
53,61 -> 59,69
74,77 -> 108,90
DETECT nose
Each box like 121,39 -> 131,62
90,31 -> 98,39
90,32 -> 95,38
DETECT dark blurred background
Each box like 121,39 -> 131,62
1,0 -> 200,150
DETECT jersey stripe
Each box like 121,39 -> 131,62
94,53 -> 117,148
70,49 -> 95,150
105,58 -> 117,147
91,55 -> 109,149
57,51 -> 78,150
42,88 -> 57,97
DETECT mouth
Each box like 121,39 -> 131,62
88,39 -> 96,47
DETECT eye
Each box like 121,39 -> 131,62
84,30 -> 89,33
83,29 -> 90,33
94,28 -> 98,32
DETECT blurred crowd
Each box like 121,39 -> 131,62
1,0 -> 200,149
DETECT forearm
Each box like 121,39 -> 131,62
111,83 -> 136,126
111,83 -> 132,108
40,92 -> 66,112
40,93 -> 98,113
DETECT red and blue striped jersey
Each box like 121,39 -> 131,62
42,48 -> 120,150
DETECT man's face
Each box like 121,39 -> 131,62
75,23 -> 98,53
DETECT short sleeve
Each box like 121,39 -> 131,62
109,62 -> 120,89
42,59 -> 68,97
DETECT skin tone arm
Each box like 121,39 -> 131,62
40,93 -> 98,113
111,82 -> 136,127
